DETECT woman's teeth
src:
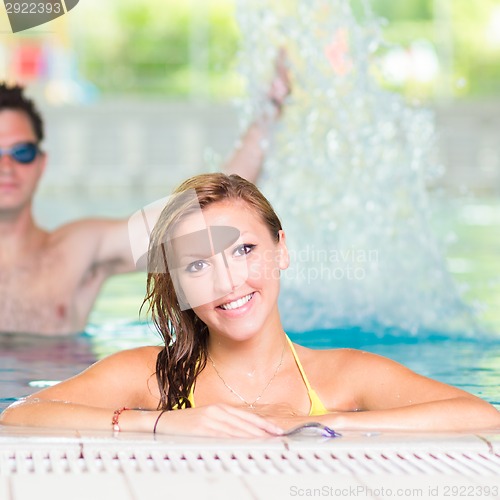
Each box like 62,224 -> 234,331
219,293 -> 253,310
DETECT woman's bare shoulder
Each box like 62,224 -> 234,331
292,343 -> 408,410
70,346 -> 163,388
293,343 -> 407,382
22,346 -> 164,409
92,346 -> 162,373
293,342 -> 373,366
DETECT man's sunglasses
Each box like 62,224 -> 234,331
0,143 -> 39,164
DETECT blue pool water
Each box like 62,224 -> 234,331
1,325 -> 499,413
1,193 -> 498,414
3,0 -> 498,420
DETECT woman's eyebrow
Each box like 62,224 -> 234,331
238,230 -> 256,239
169,226 -> 242,267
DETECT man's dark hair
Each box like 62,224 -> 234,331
0,82 -> 44,142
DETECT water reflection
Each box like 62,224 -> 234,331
0,332 -> 96,411
0,322 -> 160,412
1,325 -> 498,413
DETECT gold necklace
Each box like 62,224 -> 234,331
208,342 -> 286,409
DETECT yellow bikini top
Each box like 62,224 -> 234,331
185,335 -> 329,416
285,336 -> 329,416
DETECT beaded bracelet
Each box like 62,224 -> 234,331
111,407 -> 130,432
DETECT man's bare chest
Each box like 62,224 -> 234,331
0,253 -> 78,334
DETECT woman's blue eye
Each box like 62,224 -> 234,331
186,260 -> 208,273
185,245 -> 255,271
234,244 -> 256,257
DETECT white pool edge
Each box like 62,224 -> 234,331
1,427 -> 500,500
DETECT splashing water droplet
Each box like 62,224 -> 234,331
236,0 -> 474,335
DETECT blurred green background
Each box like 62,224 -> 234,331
0,0 -> 498,333
69,0 -> 500,101
2,0 -> 499,103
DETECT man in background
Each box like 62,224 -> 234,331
0,64 -> 289,335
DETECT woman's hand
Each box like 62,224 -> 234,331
250,404 -> 342,432
155,404 -> 284,438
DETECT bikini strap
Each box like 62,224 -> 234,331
187,381 -> 196,408
286,335 -> 313,392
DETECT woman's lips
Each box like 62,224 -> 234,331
217,292 -> 255,311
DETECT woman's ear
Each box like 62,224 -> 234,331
277,230 -> 290,270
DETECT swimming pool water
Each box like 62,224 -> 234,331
1,194 -> 498,413
1,325 -> 499,413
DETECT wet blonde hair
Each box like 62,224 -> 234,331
144,173 -> 282,410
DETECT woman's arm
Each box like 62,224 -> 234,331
328,351 -> 500,431
0,347 -> 283,438
271,349 -> 500,432
325,397 -> 500,432
0,347 -> 158,431
1,399 -> 283,437
341,351 -> 500,430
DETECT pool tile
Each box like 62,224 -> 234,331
243,475 -> 370,500
283,431 -> 491,452
127,472 -> 253,499
0,477 -> 9,500
10,474 -> 134,500
357,474 -> 493,500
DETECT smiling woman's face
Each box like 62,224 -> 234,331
170,199 -> 289,341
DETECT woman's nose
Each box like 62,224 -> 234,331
213,253 -> 236,294
213,252 -> 249,295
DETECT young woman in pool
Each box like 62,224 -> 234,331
1,173 -> 499,436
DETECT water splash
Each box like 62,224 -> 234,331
236,0 -> 475,335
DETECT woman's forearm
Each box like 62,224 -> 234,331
0,400 -> 284,438
0,399 -> 156,433
326,397 -> 500,432
267,397 -> 500,433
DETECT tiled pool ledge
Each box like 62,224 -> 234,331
1,427 -> 500,499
